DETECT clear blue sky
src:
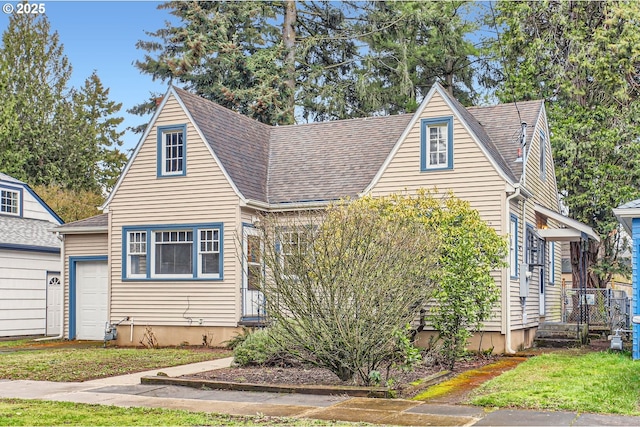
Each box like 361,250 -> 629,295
0,1 -> 176,153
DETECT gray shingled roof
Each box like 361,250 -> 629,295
267,115 -> 411,203
467,100 -> 544,182
175,87 -> 271,202
172,85 -> 543,204
617,199 -> 640,210
0,172 -> 25,185
53,213 -> 108,232
0,216 -> 60,249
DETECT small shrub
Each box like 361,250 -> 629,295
224,327 -> 253,350
232,328 -> 279,366
139,326 -> 158,349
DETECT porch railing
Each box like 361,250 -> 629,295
240,288 -> 268,326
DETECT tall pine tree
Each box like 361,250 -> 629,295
133,1 -> 479,125
0,8 -> 126,195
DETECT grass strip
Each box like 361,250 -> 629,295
0,348 -> 230,382
469,350 -> 640,415
0,398 -> 350,426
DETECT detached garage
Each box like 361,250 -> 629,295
52,214 -> 109,341
0,173 -> 63,337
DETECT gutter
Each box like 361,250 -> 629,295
49,226 -> 107,235
503,122 -> 531,354
243,198 -> 333,212
36,233 -> 65,342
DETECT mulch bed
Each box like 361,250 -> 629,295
181,355 -> 499,398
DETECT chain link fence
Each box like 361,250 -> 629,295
562,287 -> 630,331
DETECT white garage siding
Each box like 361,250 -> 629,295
0,249 -> 60,337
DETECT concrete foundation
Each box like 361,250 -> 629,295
113,325 -> 243,348
415,327 -> 538,354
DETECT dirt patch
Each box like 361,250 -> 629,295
181,355 -> 499,398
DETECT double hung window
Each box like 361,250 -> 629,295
157,125 -> 186,177
0,188 -> 20,215
421,116 -> 454,171
127,231 -> 147,277
124,224 -> 222,280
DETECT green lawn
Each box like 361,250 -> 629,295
0,399 -> 352,426
469,350 -> 640,415
0,344 -> 231,382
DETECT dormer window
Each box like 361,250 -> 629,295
421,116 -> 454,171
157,124 -> 187,177
0,188 -> 20,216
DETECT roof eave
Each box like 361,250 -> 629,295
612,207 -> 640,235
51,226 -> 108,234
534,203 -> 600,242
243,198 -> 333,212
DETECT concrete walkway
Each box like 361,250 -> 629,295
1,357 -> 640,426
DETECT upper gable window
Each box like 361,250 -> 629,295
157,125 -> 187,177
539,130 -> 547,181
421,116 -> 454,171
0,187 -> 21,216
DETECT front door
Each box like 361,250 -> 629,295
46,272 -> 61,335
242,226 -> 265,319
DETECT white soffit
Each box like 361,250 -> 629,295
534,204 -> 600,242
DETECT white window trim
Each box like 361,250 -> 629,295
427,124 -> 449,168
420,116 -> 454,171
0,188 -> 20,216
197,228 -> 221,279
126,231 -> 147,279
510,215 -> 519,278
157,124 -> 187,177
151,230 -> 194,279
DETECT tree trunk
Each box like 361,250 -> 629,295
570,240 -> 602,289
283,0 -> 297,124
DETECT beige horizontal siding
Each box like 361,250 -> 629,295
370,92 -> 506,233
108,94 -> 241,328
371,91 -> 508,331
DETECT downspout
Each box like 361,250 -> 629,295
503,122 -> 529,354
36,233 -> 65,341
519,123 -> 529,327
504,187 -> 521,354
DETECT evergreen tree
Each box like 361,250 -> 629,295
357,0 -> 478,114
134,1 -> 291,126
133,1 -> 479,124
0,8 -> 71,185
0,61 -> 23,179
488,0 -> 640,287
0,8 -> 126,196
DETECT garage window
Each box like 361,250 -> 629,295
0,187 -> 21,216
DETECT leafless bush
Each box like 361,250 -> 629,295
252,198 -> 437,384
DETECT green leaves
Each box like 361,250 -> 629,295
488,0 -> 640,286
